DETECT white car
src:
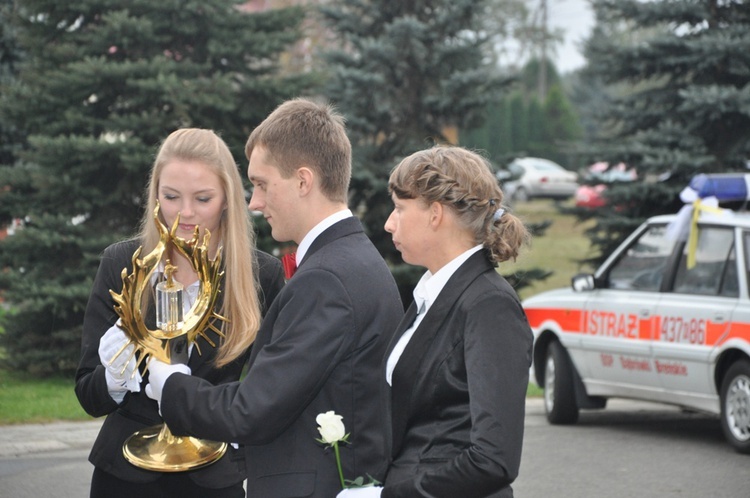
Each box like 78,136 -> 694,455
523,173 -> 750,453
498,157 -> 578,202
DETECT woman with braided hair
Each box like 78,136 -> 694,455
339,145 -> 533,498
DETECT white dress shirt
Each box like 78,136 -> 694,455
385,245 -> 483,385
295,209 -> 354,266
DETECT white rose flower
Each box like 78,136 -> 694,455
316,411 -> 347,444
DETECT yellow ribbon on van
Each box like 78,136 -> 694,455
686,199 -> 725,269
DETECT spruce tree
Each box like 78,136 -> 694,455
541,83 -> 583,168
0,0 -> 23,167
0,0 -> 315,376
319,0 -> 514,305
526,97 -> 546,158
579,0 -> 750,265
509,92 -> 529,154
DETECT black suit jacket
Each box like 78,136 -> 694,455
382,250 -> 533,498
75,239 -> 285,487
161,217 -> 404,498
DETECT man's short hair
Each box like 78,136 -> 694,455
246,98 -> 352,203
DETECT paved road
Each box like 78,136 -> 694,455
1,399 -> 748,497
515,399 -> 750,497
0,420 -> 100,497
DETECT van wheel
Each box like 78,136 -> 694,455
720,359 -> 750,454
544,341 -> 579,424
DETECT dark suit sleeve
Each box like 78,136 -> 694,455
74,243 -> 132,417
386,290 -> 533,498
160,267 -> 357,445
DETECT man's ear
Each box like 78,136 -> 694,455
297,167 -> 314,196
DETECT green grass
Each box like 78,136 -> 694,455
502,198 -> 597,300
0,368 -> 91,424
0,367 -> 542,425
526,382 -> 543,397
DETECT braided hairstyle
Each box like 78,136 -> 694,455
388,145 -> 529,265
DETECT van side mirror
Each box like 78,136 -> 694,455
571,273 -> 595,292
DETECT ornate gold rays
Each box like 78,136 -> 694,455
107,202 -> 230,471
108,202 -> 228,372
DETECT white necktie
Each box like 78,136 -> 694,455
413,285 -> 427,316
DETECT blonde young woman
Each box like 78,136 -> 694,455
340,145 -> 534,498
75,129 -> 284,498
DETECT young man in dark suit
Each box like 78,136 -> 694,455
146,98 -> 404,497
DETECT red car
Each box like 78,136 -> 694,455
575,162 -> 636,209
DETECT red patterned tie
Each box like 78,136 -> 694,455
281,252 -> 297,280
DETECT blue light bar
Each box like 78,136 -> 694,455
689,173 -> 750,202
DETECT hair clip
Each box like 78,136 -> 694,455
493,208 -> 505,221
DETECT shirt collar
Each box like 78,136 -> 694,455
412,245 -> 483,313
296,209 -> 353,265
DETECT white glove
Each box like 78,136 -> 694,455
98,323 -> 141,403
145,359 -> 191,405
337,487 -> 383,498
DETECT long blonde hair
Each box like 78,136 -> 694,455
389,145 -> 530,264
139,128 -> 261,367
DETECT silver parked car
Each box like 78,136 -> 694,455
497,157 -> 578,202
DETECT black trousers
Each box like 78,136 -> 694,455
90,467 -> 245,498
